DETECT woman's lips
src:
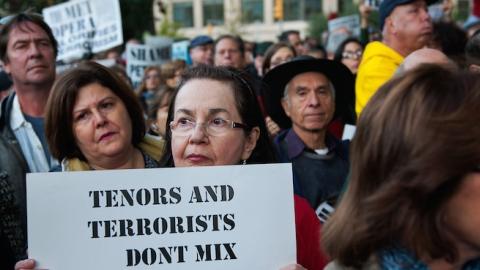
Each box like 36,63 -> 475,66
99,132 -> 116,142
186,154 -> 209,163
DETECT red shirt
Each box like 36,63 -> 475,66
294,195 -> 329,269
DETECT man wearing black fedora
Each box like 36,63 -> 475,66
263,56 -> 353,222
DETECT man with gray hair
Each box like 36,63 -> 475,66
263,56 -> 353,222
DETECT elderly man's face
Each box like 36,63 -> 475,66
281,72 -> 334,133
388,0 -> 432,50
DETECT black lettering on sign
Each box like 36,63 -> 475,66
126,246 -> 189,266
64,1 -> 92,19
189,185 -> 234,203
195,243 -> 237,262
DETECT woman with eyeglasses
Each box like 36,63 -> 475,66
161,65 -> 327,270
334,38 -> 364,75
15,64 -> 326,270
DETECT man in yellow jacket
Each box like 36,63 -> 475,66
355,0 -> 434,117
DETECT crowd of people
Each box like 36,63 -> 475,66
1,0 -> 480,269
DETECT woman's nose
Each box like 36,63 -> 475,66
188,123 -> 208,143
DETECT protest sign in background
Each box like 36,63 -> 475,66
43,0 -> 123,61
171,40 -> 191,64
27,164 -> 296,270
326,15 -> 360,53
126,39 -> 172,88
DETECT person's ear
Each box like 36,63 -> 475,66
241,127 -> 260,161
281,98 -> 291,117
3,58 -> 10,74
386,16 -> 397,35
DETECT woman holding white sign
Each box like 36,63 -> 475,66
15,64 -> 324,270
160,65 -> 327,270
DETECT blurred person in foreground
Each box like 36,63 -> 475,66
161,65 -> 328,270
395,47 -> 455,75
322,65 -> 480,269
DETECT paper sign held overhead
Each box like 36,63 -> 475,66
43,0 -> 123,61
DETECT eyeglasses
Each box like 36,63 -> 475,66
342,50 -> 362,60
170,118 -> 250,136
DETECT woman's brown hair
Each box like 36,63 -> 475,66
45,61 -> 145,161
261,42 -> 296,75
322,65 -> 480,267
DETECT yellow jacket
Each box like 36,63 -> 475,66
61,135 -> 165,171
355,41 -> 404,118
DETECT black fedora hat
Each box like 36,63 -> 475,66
263,56 -> 355,129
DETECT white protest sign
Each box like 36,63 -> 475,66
342,124 -> 356,140
171,40 -> 190,62
145,35 -> 174,48
42,0 -> 123,61
326,15 -> 360,53
126,42 -> 171,88
27,164 -> 296,270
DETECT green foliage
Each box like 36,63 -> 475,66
119,0 -> 155,41
339,0 -> 357,16
0,0 -> 65,16
308,12 -> 328,42
0,0 -> 156,44
156,18 -> 185,39
452,1 -> 470,22
308,1 -> 381,43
